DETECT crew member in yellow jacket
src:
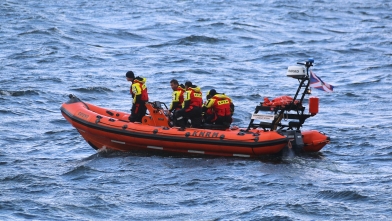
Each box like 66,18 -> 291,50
126,71 -> 149,123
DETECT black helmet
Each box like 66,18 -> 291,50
208,89 -> 217,96
185,81 -> 192,87
126,71 -> 135,79
206,89 -> 217,99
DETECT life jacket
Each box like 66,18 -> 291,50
183,85 -> 203,111
207,94 -> 232,117
202,100 -> 217,123
131,77 -> 149,104
170,85 -> 185,111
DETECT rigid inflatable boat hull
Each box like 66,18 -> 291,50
61,101 -> 289,157
61,96 -> 329,157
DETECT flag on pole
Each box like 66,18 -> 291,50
310,71 -> 334,92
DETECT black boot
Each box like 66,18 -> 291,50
175,110 -> 186,131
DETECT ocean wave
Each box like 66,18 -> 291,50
322,28 -> 350,34
210,22 -> 226,27
343,92 -> 360,97
271,40 -> 296,45
71,87 -> 113,93
1,174 -> 35,182
44,129 -> 73,135
0,89 -> 40,96
17,29 -> 53,37
0,109 -> 14,114
148,35 -> 224,48
62,165 -> 95,177
349,79 -> 381,86
316,190 -> 368,201
232,22 -> 259,28
113,30 -> 147,41
37,76 -> 63,83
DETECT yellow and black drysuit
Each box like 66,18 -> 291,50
175,85 -> 203,130
169,85 -> 185,112
129,77 -> 149,122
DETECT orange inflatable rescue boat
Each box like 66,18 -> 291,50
61,59 -> 329,157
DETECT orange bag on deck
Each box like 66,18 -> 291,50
263,95 -> 298,107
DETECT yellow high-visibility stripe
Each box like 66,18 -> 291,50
217,100 -> 229,105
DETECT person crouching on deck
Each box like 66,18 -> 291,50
175,81 -> 203,131
126,71 -> 149,123
202,89 -> 234,129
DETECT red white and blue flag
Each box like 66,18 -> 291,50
310,70 -> 334,92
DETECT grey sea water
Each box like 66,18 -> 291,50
1,0 -> 392,220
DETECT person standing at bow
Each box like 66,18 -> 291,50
175,81 -> 203,131
126,71 -> 149,123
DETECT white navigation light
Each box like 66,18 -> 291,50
287,66 -> 306,79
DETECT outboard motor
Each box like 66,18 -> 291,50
280,130 -> 304,152
286,66 -> 306,79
